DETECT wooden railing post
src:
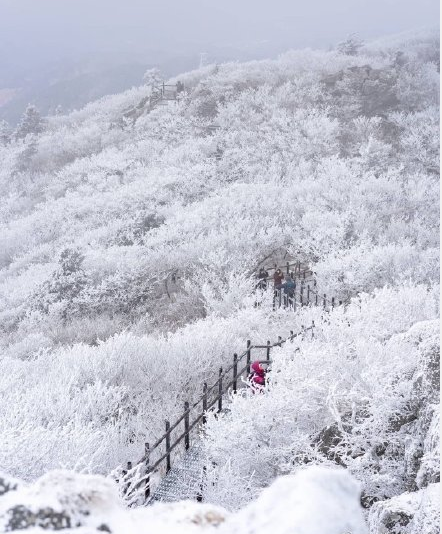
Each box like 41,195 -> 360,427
323,294 -> 327,309
286,261 -> 290,274
218,367 -> 223,412
307,284 -> 310,304
184,402 -> 190,450
144,443 -> 150,500
311,320 -> 315,339
246,340 -> 251,375
278,335 -> 282,346
300,281 -> 304,306
202,383 -> 208,424
332,297 -> 335,309
165,422 -> 171,472
266,341 -> 271,361
124,461 -> 132,495
233,354 -> 238,392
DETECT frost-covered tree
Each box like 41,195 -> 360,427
32,248 -> 88,319
14,104 -> 44,140
336,33 -> 364,56
0,119 -> 10,145
143,67 -> 162,87
12,140 -> 37,176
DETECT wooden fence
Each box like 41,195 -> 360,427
255,260 -> 340,311
116,260 -> 344,504
117,322 -> 315,504
272,281 -> 344,311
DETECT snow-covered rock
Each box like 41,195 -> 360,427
402,320 -> 440,492
0,466 -> 367,533
223,465 -> 368,534
368,483 -> 440,534
416,405 -> 440,489
0,472 -> 21,497
408,483 -> 440,534
0,470 -> 120,532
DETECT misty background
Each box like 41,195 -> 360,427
0,0 -> 439,123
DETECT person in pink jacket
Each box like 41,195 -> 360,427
249,361 -> 266,391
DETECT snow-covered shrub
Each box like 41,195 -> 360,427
203,285 -> 440,512
0,30 -> 438,353
0,306 -> 310,480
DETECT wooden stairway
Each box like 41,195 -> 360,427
122,82 -> 183,124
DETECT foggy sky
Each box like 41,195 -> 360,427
0,0 -> 439,73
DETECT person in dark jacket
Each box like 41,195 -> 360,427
273,268 -> 284,289
257,267 -> 269,290
249,361 -> 266,392
282,275 -> 296,307
283,275 -> 295,297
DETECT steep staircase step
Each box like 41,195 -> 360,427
148,443 -> 206,504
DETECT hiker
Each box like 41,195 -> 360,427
273,268 -> 284,289
283,275 -> 295,297
257,267 -> 269,290
249,361 -> 266,392
282,275 -> 296,307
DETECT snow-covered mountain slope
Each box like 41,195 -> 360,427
0,30 -> 438,352
0,29 -> 439,534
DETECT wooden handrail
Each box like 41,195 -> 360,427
118,264 -> 347,503
119,324 -> 316,500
